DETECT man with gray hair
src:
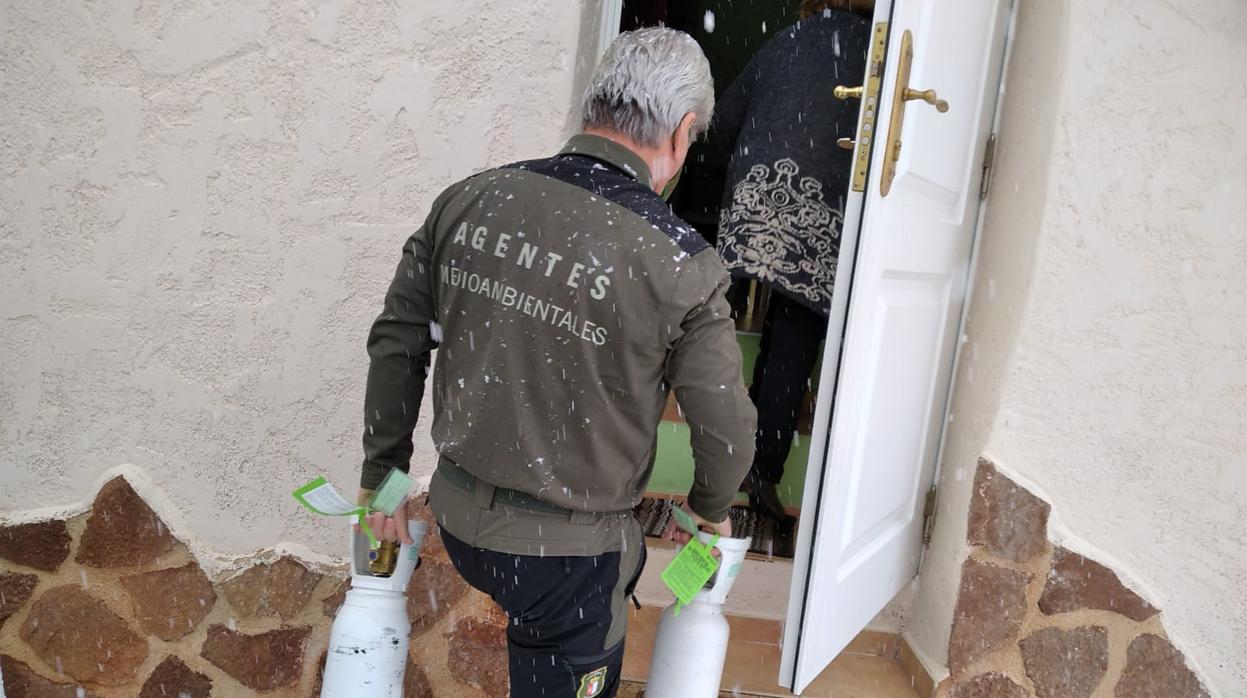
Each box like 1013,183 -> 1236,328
356,27 -> 755,697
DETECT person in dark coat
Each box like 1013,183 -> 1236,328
713,0 -> 873,520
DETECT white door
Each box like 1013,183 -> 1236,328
781,0 -> 1014,691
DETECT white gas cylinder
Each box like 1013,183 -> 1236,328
321,520 -> 427,697
645,533 -> 752,698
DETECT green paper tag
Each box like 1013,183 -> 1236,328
671,505 -> 699,537
292,475 -> 378,549
369,469 -> 413,517
293,476 -> 364,516
660,535 -> 720,612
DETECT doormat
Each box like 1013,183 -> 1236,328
634,497 -> 797,559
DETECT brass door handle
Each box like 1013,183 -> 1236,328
880,29 -> 952,196
903,88 -> 949,113
833,85 -> 863,100
837,138 -> 856,150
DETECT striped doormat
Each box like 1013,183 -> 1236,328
634,497 -> 797,559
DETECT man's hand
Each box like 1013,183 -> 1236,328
661,500 -> 732,545
357,488 -> 414,545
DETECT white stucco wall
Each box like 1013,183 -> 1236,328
908,1 -> 1247,694
0,1 -> 592,561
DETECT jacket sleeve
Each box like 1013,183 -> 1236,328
664,253 -> 758,523
360,218 -> 439,490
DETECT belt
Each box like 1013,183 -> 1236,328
437,457 -> 584,517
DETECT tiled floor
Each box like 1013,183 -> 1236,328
620,606 -> 923,698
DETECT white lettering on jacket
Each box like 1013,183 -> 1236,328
440,264 -> 608,346
448,223 -> 612,300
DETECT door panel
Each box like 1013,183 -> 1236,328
782,0 -> 1013,691
839,273 -> 949,562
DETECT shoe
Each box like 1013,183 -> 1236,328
741,476 -> 789,522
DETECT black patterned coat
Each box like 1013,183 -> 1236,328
713,10 -> 871,315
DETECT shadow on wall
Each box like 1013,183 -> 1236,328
954,0 -> 1070,442
905,0 -> 1072,671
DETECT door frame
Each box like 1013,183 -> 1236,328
595,0 -> 625,67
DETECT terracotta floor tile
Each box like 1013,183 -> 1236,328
842,629 -> 901,658
622,606 -> 660,681
621,606 -> 921,698
804,653 -> 923,697
619,681 -> 649,697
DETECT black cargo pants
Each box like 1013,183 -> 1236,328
442,527 -> 645,698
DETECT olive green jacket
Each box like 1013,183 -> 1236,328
361,134 -> 756,526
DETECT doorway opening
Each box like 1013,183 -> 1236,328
605,0 -> 1016,692
621,0 -> 862,568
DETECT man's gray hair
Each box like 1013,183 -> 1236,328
581,28 -> 715,148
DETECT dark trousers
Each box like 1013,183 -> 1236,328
441,527 -> 643,698
748,292 -> 829,484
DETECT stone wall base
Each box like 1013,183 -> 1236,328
936,459 -> 1210,698
0,475 -> 507,696
6,463 -> 1211,697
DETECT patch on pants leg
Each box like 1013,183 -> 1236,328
577,667 -> 609,697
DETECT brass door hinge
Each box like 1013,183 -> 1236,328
979,133 -> 998,200
921,485 -> 938,545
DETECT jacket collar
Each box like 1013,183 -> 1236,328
559,134 -> 653,189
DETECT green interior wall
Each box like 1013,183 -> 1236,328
626,1 -> 818,511
648,332 -> 821,509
